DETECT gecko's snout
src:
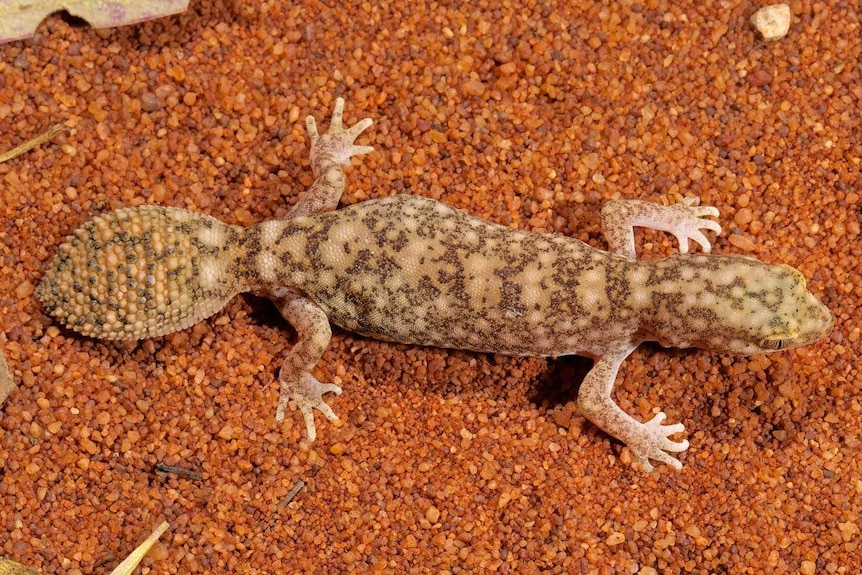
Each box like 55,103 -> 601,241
803,290 -> 833,343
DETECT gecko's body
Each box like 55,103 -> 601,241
37,99 -> 832,471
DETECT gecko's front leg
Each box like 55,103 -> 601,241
577,344 -> 689,472
601,197 -> 722,259
287,97 -> 374,218
268,288 -> 341,441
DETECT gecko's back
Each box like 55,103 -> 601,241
265,195 -> 831,359
265,194 -> 633,357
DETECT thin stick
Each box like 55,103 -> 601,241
154,463 -> 203,480
0,124 -> 65,164
280,479 -> 306,505
108,521 -> 170,575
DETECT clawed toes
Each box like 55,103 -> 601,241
278,374 -> 342,442
670,197 -> 722,254
346,117 -> 373,140
632,411 -> 689,472
305,97 -> 374,166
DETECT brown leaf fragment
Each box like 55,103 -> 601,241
0,0 -> 190,45
0,347 -> 13,407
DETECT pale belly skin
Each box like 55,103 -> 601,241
37,99 -> 833,471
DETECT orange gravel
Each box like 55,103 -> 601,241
1,1 -> 860,573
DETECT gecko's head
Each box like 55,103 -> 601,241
646,255 -> 832,355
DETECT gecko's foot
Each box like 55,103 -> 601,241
276,373 -> 342,442
667,197 -> 722,254
628,411 -> 689,472
306,97 -> 374,167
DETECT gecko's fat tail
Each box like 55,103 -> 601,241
37,205 -> 241,340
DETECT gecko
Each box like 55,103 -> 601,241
36,98 -> 833,471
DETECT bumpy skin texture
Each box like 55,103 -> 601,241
37,98 -> 833,471
37,206 -> 247,339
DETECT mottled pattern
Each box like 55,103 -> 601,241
36,99 -> 833,471
256,195 -> 831,359
261,196 -> 632,356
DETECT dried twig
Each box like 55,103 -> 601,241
154,462 -> 203,480
108,521 -> 169,575
0,347 -> 12,406
280,479 -> 306,505
0,124 -> 65,164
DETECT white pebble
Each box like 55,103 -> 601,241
750,4 -> 791,41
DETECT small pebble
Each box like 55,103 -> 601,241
425,506 -> 441,524
461,79 -> 486,96
750,4 -> 791,41
747,69 -> 773,87
140,92 -> 161,112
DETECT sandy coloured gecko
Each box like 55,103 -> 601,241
36,98 -> 833,471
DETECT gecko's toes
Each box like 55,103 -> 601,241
692,206 -> 720,219
631,411 -> 689,472
330,97 -> 346,127
346,117 -> 374,139
277,373 -> 342,442
333,145 -> 374,166
636,449 -> 683,472
301,409 -> 318,442
308,101 -> 374,166
305,115 -> 320,140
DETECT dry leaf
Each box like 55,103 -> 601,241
0,0 -> 190,45
0,557 -> 39,575
0,347 -> 13,408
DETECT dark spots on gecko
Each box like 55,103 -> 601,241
499,281 -> 527,318
405,275 -> 441,307
436,268 -> 467,301
348,248 -> 400,276
646,265 -> 680,287
233,226 -> 258,255
231,255 -> 254,281
603,260 -> 632,306
385,228 -> 410,252
745,287 -> 784,312
687,306 -> 719,323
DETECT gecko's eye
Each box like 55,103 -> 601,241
759,337 -> 786,350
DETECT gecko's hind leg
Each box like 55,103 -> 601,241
268,289 -> 341,441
